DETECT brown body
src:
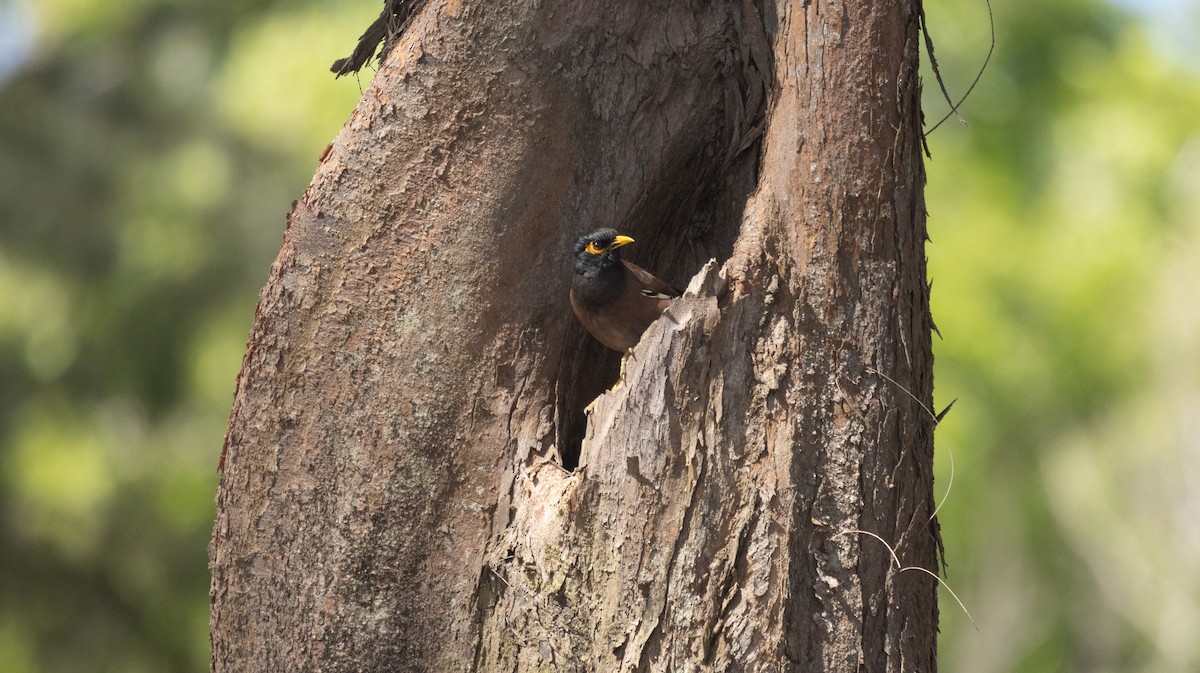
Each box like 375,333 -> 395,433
571,260 -> 678,351
570,229 -> 681,351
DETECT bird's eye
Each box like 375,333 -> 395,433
585,241 -> 605,255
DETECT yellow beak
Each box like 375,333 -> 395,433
610,235 -> 635,249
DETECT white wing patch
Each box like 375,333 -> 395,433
641,289 -> 674,300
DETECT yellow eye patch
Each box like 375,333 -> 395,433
585,241 -> 605,255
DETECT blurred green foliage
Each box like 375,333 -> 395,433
924,1 -> 1200,671
0,0 -> 374,670
1,0 -> 1197,671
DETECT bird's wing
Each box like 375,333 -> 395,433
623,260 -> 682,299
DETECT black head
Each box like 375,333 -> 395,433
573,228 -> 635,277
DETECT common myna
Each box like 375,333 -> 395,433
570,229 -> 682,352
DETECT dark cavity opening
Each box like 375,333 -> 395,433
552,52 -> 766,467
556,153 -> 753,470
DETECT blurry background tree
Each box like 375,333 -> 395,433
0,0 -> 375,670
925,1 -> 1200,671
0,0 -> 1196,671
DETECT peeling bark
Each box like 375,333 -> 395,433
211,1 -> 936,672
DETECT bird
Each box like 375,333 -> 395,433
570,229 -> 682,352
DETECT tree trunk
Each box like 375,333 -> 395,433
210,1 -> 937,672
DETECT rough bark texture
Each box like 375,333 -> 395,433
211,1 -> 936,672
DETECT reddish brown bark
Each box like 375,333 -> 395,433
211,1 -> 937,671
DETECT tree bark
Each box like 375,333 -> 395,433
211,1 -> 936,672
